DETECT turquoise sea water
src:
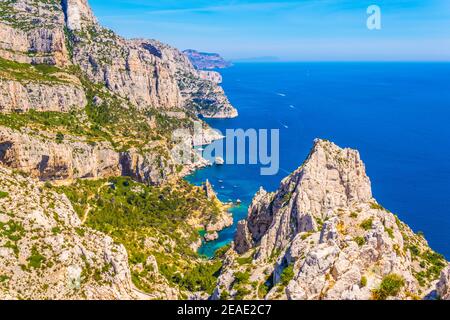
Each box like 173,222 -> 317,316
186,62 -> 450,259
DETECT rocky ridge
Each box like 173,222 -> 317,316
214,139 -> 448,300
183,49 -> 232,70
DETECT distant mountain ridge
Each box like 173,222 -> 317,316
183,49 -> 232,70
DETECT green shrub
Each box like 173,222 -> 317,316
372,274 -> 404,300
360,276 -> 367,287
178,260 -> 222,294
27,246 -> 46,269
0,191 -> 9,199
385,227 -> 394,239
237,255 -> 253,266
215,244 -> 231,258
360,218 -> 373,231
370,202 -> 385,210
408,245 -> 420,256
234,286 -> 251,300
258,283 -> 269,298
220,290 -> 230,300
234,271 -> 250,285
280,264 -> 295,286
55,132 -> 64,144
354,236 -> 365,246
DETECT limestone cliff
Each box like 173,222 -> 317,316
0,0 -> 237,117
0,0 -> 238,186
214,139 -> 448,300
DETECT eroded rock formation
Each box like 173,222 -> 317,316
214,139 -> 447,300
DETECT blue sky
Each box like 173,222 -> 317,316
89,0 -> 450,61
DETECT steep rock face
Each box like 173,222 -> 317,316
62,0 -> 97,31
0,78 -> 87,112
215,139 -> 447,300
71,34 -> 183,111
437,266 -> 450,300
0,126 -> 181,185
0,126 -> 121,181
119,147 -> 177,185
0,166 -> 143,299
144,40 -> 237,118
0,1 -> 70,66
236,139 -> 372,261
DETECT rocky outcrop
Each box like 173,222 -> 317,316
183,49 -> 231,70
0,1 -> 70,67
0,126 -> 179,185
204,232 -> 219,242
0,166 -> 143,299
148,40 -> 237,118
198,71 -> 222,84
236,139 -> 372,260
62,0 -> 97,31
203,179 -> 217,200
437,266 -> 450,300
207,213 -> 233,234
0,126 -> 120,181
0,78 -> 87,112
215,139 -> 447,300
119,147 -> 177,185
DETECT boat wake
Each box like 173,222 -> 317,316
279,122 -> 289,129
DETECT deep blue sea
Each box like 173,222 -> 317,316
186,62 -> 450,259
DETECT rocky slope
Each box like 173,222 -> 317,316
0,166 -> 144,299
183,49 -> 232,70
213,139 -> 448,300
0,160 -> 231,299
